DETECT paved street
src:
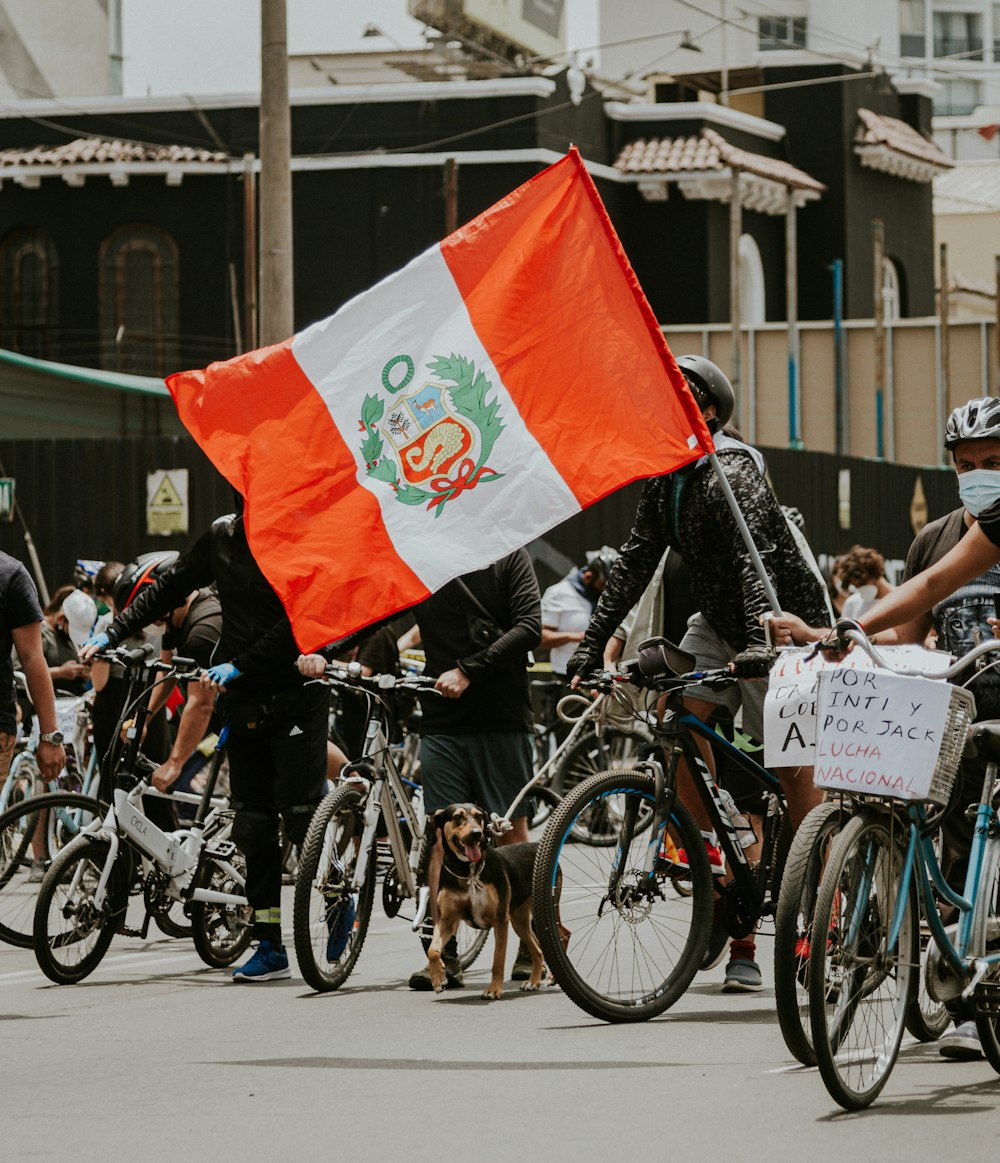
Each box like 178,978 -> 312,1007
4,881 -> 1000,1163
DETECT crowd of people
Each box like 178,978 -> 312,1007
3,359 -> 999,1063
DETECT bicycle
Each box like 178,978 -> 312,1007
292,661 -> 564,994
32,644 -> 251,984
531,637 -> 791,1023
804,627 -> 1000,1110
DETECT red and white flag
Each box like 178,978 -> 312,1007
167,148 -> 712,651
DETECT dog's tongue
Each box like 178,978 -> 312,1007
464,842 -> 482,864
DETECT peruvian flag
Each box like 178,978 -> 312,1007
167,148 -> 712,652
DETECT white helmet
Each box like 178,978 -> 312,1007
62,590 -> 98,651
944,397 -> 1000,449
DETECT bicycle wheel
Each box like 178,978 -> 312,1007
552,734 -> 654,846
809,812 -> 916,1110
905,932 -> 951,1042
33,837 -> 127,984
293,783 -> 377,992
189,851 -> 253,967
0,792 -> 101,948
532,767 -> 712,1023
773,799 -> 847,1065
974,838 -> 1000,1071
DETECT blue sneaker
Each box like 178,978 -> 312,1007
325,894 -> 356,961
232,939 -> 292,982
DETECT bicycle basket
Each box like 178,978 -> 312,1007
925,685 -> 976,807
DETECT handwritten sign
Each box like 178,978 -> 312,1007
814,667 -> 953,801
763,645 -> 951,768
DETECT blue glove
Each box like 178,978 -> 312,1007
80,631 -> 110,656
206,661 -> 241,687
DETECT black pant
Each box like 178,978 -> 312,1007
226,683 -> 329,941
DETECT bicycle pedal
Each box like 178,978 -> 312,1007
207,840 -> 236,859
117,925 -> 144,938
974,981 -> 1000,1016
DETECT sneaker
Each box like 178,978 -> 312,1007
325,893 -> 356,961
701,922 -> 732,971
231,939 -> 292,982
408,937 -> 464,991
939,1020 -> 984,1061
676,842 -> 726,876
721,958 -> 763,993
511,939 -> 547,982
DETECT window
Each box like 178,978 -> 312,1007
899,0 -> 926,57
934,77 -> 980,115
757,16 -> 807,51
0,228 -> 58,359
933,10 -> 983,60
738,234 -> 765,326
993,4 -> 1000,58
99,224 -> 179,376
881,257 -> 901,322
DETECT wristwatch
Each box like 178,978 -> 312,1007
39,730 -> 64,745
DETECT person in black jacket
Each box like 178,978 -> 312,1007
82,512 -> 327,984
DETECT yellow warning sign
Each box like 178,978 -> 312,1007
146,469 -> 188,536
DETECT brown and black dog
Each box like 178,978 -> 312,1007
425,802 -> 567,1000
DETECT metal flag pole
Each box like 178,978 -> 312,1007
707,452 -> 782,616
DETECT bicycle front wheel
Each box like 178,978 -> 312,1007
532,768 -> 712,1023
773,799 -> 847,1065
809,812 -> 915,1110
973,837 -> 1000,1072
33,837 -> 127,984
0,792 -> 101,948
293,783 -> 376,993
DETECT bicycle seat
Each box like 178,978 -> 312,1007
968,720 -> 1000,762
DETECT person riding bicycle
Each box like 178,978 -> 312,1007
774,395 -> 1000,1059
566,354 -> 830,993
82,508 -> 328,984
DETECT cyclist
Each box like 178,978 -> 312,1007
82,509 -> 328,983
540,547 -> 619,679
567,355 -> 830,992
774,396 -> 1000,1058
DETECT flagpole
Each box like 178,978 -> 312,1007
708,452 -> 782,615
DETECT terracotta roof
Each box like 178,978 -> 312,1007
854,109 -> 953,181
614,127 -> 825,193
0,136 -> 230,169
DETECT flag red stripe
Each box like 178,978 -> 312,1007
167,343 -> 428,650
439,149 -> 712,503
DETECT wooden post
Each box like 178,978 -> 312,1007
243,152 -> 258,351
444,158 -> 459,236
259,0 -> 293,346
940,242 -> 950,448
729,170 -> 742,429
872,219 -> 885,458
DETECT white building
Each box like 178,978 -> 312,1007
0,0 -> 121,98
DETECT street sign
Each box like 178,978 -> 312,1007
146,469 -> 188,536
0,477 -> 14,523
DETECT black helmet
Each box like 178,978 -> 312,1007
944,397 -> 1000,449
113,551 -> 178,612
676,355 -> 736,431
584,545 -> 620,582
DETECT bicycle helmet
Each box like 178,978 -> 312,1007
113,551 -> 179,612
676,354 -> 736,431
584,546 -> 620,582
944,397 -> 1000,449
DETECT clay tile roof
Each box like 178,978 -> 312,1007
0,136 -> 231,169
613,127 -> 824,193
854,109 -> 953,180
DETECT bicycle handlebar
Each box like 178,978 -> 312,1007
321,661 -> 442,695
818,623 -> 1000,681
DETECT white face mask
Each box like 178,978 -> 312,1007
852,584 -> 878,604
958,468 -> 1000,517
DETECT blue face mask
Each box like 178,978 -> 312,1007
957,468 -> 1000,517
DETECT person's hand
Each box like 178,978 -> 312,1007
435,667 -> 470,698
297,653 -> 326,678
151,760 -> 180,793
55,659 -> 89,683
36,739 -> 66,781
565,646 -> 600,682
763,612 -> 823,646
202,661 -> 241,689
79,632 -> 110,662
989,616 -> 1000,640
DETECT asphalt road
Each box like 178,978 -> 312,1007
4,879 -> 1000,1163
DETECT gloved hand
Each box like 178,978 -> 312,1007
731,645 -> 776,680
205,661 -> 241,687
79,631 -> 110,661
565,646 -> 601,681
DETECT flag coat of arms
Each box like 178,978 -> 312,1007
167,148 -> 713,652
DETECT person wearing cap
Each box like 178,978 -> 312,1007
540,546 -> 619,678
566,354 -> 830,994
40,586 -> 94,695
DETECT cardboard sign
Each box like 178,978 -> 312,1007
814,667 -> 955,800
763,645 -> 951,769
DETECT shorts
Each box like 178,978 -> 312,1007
678,612 -> 766,742
0,731 -> 14,783
420,732 -> 535,820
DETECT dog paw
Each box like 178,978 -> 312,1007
519,980 -> 541,992
481,987 -> 504,1000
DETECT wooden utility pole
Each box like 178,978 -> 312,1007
259,0 -> 293,346
444,158 -> 459,236
243,152 -> 258,351
872,219 -> 885,458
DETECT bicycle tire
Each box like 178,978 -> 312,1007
773,799 -> 847,1065
973,837 -> 1000,1072
189,851 -> 253,967
905,933 -> 951,1042
532,767 -> 713,1023
33,836 -> 127,985
549,732 -> 651,844
809,811 -> 916,1110
293,783 -> 377,992
0,792 -> 101,948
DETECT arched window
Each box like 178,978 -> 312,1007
739,234 -> 766,325
99,224 -> 179,376
0,228 -> 58,358
882,256 -> 902,321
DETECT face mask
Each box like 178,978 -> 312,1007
853,584 -> 877,604
958,468 -> 1000,517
